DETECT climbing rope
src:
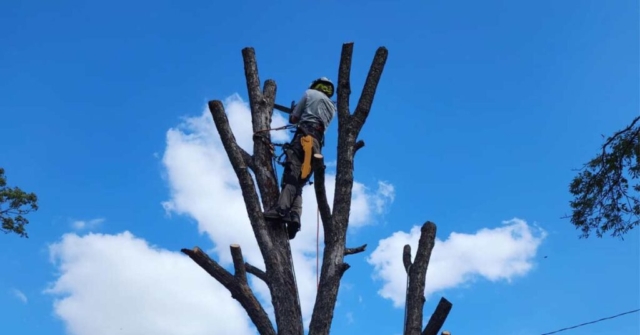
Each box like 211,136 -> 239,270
254,124 -> 296,135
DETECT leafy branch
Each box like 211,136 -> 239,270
566,115 -> 640,238
0,167 -> 39,238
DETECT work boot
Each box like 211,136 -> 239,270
284,212 -> 301,240
263,207 -> 286,222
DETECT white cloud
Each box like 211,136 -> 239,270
45,231 -> 255,335
367,218 -> 546,307
45,94 -> 394,334
11,288 -> 28,304
158,94 -> 394,327
71,218 -> 105,231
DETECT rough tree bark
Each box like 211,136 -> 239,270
181,42 -> 453,335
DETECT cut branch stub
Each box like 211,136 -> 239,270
344,244 -> 367,256
422,297 -> 453,335
404,222 -> 437,335
403,245 -> 412,274
354,140 -> 365,154
230,244 -> 248,283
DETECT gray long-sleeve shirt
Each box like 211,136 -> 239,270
291,89 -> 336,132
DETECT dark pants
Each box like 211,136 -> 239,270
277,129 -> 322,221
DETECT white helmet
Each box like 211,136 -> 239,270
309,77 -> 335,98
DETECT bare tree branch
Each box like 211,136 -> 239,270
403,245 -> 412,274
181,247 -> 276,335
601,115 -> 640,155
351,47 -> 389,133
239,148 -> 255,171
208,101 -> 271,250
344,244 -> 367,256
336,42 -> 353,123
313,153 -> 332,228
422,297 -> 453,335
230,244 -> 248,283
242,48 -> 280,210
404,222 -> 437,335
245,262 -> 268,284
354,140 -> 365,154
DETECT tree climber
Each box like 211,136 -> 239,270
263,77 -> 336,240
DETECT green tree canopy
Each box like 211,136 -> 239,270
0,167 -> 39,238
568,115 -> 640,238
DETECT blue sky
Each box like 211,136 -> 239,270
1,0 -> 638,334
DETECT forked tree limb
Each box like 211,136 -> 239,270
313,153 -> 333,228
181,247 -> 276,335
242,48 -> 264,121
210,96 -> 304,334
240,47 -> 304,335
309,42 -> 389,335
331,44 -> 389,238
422,297 -> 453,335
309,43 -> 358,335
344,244 -> 367,256
243,49 -> 280,210
404,222 -> 437,335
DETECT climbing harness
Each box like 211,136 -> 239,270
252,124 -> 296,185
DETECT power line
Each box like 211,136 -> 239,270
540,308 -> 640,335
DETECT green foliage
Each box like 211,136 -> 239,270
0,168 -> 39,238
568,116 -> 640,238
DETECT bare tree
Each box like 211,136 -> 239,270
181,42 -> 453,335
